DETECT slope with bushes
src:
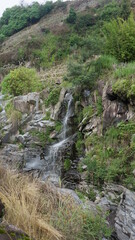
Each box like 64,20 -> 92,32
1,0 -> 135,240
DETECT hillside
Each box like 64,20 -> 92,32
1,0 -> 135,240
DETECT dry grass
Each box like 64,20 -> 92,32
0,165 -> 85,240
0,166 -> 62,240
0,164 -> 111,240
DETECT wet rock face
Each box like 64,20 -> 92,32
115,189 -> 135,240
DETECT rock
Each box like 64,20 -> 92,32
102,83 -> 134,132
14,92 -> 40,114
132,169 -> 135,177
51,88 -> 67,120
0,224 -> 30,240
115,189 -> 135,240
0,200 -> 4,219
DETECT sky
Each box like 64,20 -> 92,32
0,0 -> 46,17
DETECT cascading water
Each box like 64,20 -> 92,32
42,93 -> 74,181
24,92 -> 74,184
62,93 -> 73,139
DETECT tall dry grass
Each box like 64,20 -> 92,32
0,165 -> 111,240
0,166 -> 62,240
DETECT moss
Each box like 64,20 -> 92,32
0,227 -> 6,234
0,106 -> 3,113
64,159 -> 71,171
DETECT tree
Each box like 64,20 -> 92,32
1,67 -> 42,96
104,14 -> 135,62
66,8 -> 76,24
120,0 -> 131,20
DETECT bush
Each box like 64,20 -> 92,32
98,1 -> 121,22
0,106 -> 3,113
45,87 -> 61,107
103,14 -> 135,62
75,13 -> 96,32
0,2 -> 54,38
66,8 -> 76,24
120,0 -> 131,20
2,67 -> 42,96
82,122 -> 135,189
112,78 -> 130,100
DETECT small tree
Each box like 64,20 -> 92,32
120,0 -> 131,20
66,8 -> 76,24
2,67 -> 42,96
104,14 -> 135,62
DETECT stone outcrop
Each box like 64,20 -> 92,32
115,189 -> 135,240
102,83 -> 133,131
14,92 -> 40,114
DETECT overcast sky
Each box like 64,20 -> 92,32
0,0 -> 47,17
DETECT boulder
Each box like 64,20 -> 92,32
14,92 -> 40,114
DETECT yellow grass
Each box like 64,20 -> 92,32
0,166 -> 62,240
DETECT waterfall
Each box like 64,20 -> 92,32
42,93 -> 73,180
62,93 -> 73,139
24,92 -> 74,184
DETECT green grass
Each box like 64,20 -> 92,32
114,62 -> 135,79
81,122 -> 135,189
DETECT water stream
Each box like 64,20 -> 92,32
42,93 -> 74,181
25,92 -> 74,183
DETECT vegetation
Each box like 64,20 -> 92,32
31,126 -> 53,146
82,121 -> 135,189
66,8 -> 77,24
2,67 -> 42,96
0,165 -> 111,240
112,62 -> 135,100
45,87 -> 61,107
104,14 -> 135,62
0,1 -> 54,39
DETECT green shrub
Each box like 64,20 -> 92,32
31,126 -> 53,146
82,122 -> 135,189
0,33 -> 5,43
66,8 -> 76,24
112,78 -> 132,100
83,106 -> 93,119
64,159 -> 71,171
0,105 -> 3,113
76,132 -> 84,156
120,0 -> 131,20
5,101 -> 14,118
45,87 -> 61,107
2,67 -> 42,96
55,121 -> 62,133
104,14 -> 135,62
75,13 -> 96,32
5,101 -> 22,126
94,55 -> 117,73
96,96 -> 103,116
98,1 -> 121,22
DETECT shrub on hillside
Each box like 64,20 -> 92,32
65,55 -> 117,87
2,67 -> 42,96
66,8 -> 77,24
120,0 -> 131,20
104,14 -> 135,62
98,1 -> 121,22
